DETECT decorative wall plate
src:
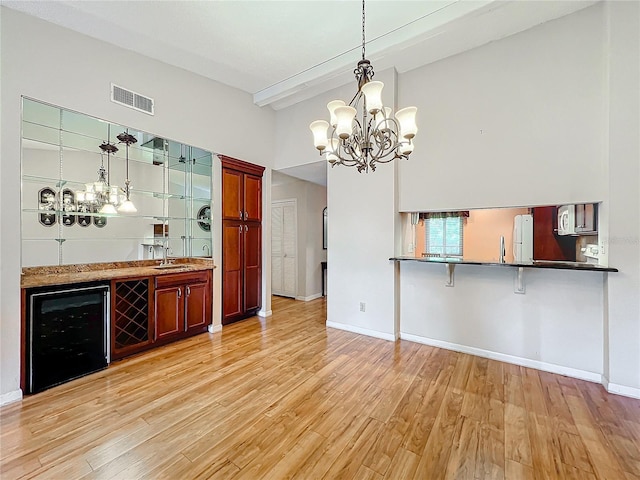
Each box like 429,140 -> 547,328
61,188 -> 76,226
38,187 -> 57,227
197,205 -> 211,232
94,216 -> 107,228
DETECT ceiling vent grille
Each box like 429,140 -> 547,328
111,84 -> 154,115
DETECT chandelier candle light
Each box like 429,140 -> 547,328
310,0 -> 418,173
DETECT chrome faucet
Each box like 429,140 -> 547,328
159,241 -> 174,265
202,244 -> 210,257
499,235 -> 506,263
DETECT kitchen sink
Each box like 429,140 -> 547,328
154,264 -> 189,270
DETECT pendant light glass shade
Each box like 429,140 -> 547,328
395,106 -> 418,139
376,107 -> 392,130
118,199 -> 137,213
99,202 -> 117,214
361,81 -> 384,114
334,106 -> 357,139
399,140 -> 414,155
327,100 -> 346,127
309,120 -> 329,150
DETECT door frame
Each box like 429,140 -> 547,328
271,198 -> 298,299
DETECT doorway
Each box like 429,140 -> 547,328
271,199 -> 297,298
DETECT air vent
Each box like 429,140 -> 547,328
111,84 -> 154,115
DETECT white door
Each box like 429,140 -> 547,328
271,200 -> 297,297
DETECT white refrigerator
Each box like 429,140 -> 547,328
513,214 -> 533,262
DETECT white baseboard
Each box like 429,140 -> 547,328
0,389 -> 23,406
295,293 -> 322,302
400,332 -> 603,385
603,378 -> 640,399
207,324 -> 222,333
257,309 -> 272,317
327,321 -> 396,342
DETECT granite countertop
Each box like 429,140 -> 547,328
390,256 -> 618,272
21,258 -> 216,289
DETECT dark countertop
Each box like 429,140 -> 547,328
21,258 -> 216,289
390,256 -> 618,272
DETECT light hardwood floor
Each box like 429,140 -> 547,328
2,296 -> 640,479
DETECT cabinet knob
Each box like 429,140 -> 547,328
245,224 -> 248,232
240,211 -> 243,220
245,211 -> 249,220
186,285 -> 191,296
239,225 -> 243,233
177,287 -> 182,298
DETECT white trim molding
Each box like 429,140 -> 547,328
327,321 -> 396,342
296,293 -> 322,302
1,389 -> 23,406
257,309 -> 273,318
603,378 -> 640,399
400,332 -> 603,385
207,324 -> 223,334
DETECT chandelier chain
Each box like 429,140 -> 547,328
361,0 -> 366,60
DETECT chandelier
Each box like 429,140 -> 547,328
76,139 -> 121,215
76,128 -> 138,214
309,0 -> 418,173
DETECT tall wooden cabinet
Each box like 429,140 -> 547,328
220,156 -> 265,325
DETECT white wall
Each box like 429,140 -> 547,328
398,4 -> 606,211
275,67 -> 400,339
400,262 -> 605,380
0,8 -> 275,403
603,1 -> 640,397
272,174 -> 327,300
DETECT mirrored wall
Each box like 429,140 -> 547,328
21,98 -> 213,267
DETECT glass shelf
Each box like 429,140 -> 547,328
21,176 -> 210,203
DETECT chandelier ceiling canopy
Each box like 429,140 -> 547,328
310,0 -> 418,173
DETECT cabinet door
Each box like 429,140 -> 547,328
222,168 -> 244,221
244,223 -> 262,312
243,174 -> 262,222
155,286 -> 183,340
185,282 -> 209,331
223,222 -> 243,322
575,203 -> 597,233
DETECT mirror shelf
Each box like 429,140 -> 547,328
21,97 -> 214,267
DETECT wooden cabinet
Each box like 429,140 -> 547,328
154,271 -> 211,344
532,207 -> 576,262
222,161 -> 262,223
220,156 -> 265,325
110,270 -> 211,360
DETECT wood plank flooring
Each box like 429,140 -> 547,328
2,296 -> 640,479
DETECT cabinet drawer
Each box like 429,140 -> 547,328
155,271 -> 209,289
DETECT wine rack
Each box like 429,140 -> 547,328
112,278 -> 152,359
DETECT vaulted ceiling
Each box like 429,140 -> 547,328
3,0 -> 597,186
3,0 -> 596,110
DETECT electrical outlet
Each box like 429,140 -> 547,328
408,243 -> 415,253
359,302 -> 366,312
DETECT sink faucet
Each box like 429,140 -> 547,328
159,241 -> 174,265
202,244 -> 210,257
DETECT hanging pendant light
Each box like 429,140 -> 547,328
309,0 -> 418,173
117,131 -> 138,213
